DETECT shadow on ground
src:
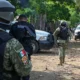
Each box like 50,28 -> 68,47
33,40 -> 80,56
33,50 -> 58,56
69,41 -> 80,48
30,70 -> 80,80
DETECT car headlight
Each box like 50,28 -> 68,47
39,36 -> 47,41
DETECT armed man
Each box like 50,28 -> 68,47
0,0 -> 32,80
10,14 -> 36,80
10,14 -> 36,61
53,21 -> 71,66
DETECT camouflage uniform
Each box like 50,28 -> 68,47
53,27 -> 71,65
0,0 -> 27,80
3,36 -> 32,80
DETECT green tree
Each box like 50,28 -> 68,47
8,0 -> 75,29
70,8 -> 80,27
75,0 -> 80,7
29,0 -> 75,30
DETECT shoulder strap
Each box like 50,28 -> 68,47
0,31 -> 12,45
24,26 -> 36,38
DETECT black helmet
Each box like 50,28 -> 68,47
17,14 -> 27,21
0,0 -> 15,22
60,21 -> 67,27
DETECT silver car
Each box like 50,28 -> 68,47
31,30 -> 54,53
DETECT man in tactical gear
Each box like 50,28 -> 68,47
10,14 -> 36,59
0,1 -> 32,80
10,14 -> 36,80
53,21 -> 71,66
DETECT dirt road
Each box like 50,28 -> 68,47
30,39 -> 80,80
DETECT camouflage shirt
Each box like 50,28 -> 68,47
3,38 -> 32,79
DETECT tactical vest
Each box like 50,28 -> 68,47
10,21 -> 36,58
57,27 -> 69,40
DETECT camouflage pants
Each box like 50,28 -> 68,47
58,43 -> 67,65
58,46 -> 66,58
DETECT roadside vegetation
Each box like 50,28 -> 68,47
8,0 -> 80,30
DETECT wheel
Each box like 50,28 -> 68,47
31,40 -> 39,53
74,36 -> 77,40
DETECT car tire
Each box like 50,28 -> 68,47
31,40 -> 39,53
74,36 -> 77,40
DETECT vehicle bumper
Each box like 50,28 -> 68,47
39,41 -> 54,50
75,35 -> 80,38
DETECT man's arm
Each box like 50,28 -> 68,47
3,38 -> 23,73
53,27 -> 60,46
67,28 -> 72,41
4,38 -> 32,76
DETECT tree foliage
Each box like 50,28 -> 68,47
8,0 -> 77,28
75,0 -> 80,7
70,10 -> 80,27
70,0 -> 80,27
30,0 -> 75,21
8,0 -> 75,20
